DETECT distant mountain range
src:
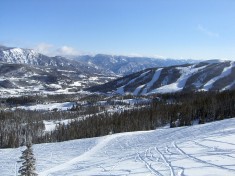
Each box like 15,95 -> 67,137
72,54 -> 198,75
0,46 -> 116,95
87,60 -> 235,95
1,45 -> 234,95
0,45 -> 107,75
0,46 -> 197,76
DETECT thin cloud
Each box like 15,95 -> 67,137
197,24 -> 219,37
34,43 -> 80,56
34,43 -> 54,56
56,46 -> 80,56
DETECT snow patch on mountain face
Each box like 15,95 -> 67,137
71,81 -> 82,86
133,84 -> 145,95
116,70 -> 151,94
48,84 -> 62,89
2,48 -> 40,65
110,56 -> 118,63
222,80 -> 235,91
149,65 -> 207,94
116,86 -> 127,95
89,76 -> 99,81
201,61 -> 235,91
141,68 -> 163,94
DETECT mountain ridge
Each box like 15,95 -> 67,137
87,60 -> 235,95
0,46 -> 117,95
0,45 -> 110,75
72,54 -> 199,75
1,45 -> 234,95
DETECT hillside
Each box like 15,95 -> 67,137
0,62 -> 117,95
87,60 -> 235,95
73,54 -> 198,75
1,118 -> 235,176
0,46 -> 100,73
0,46 -> 116,95
0,45 -> 199,96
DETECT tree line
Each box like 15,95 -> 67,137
39,90 -> 235,143
0,90 -> 234,148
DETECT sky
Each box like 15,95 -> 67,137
0,0 -> 235,60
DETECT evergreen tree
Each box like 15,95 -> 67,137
18,143 -> 37,176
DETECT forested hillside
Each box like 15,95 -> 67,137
88,61 -> 235,94
1,90 -> 234,148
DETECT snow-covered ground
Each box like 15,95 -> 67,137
1,118 -> 235,176
148,65 -> 207,94
116,70 -> 151,94
201,61 -> 235,91
13,102 -> 76,111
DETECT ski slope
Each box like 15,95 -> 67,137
148,65 -> 207,94
1,118 -> 235,176
116,70 -> 150,94
202,61 -> 235,91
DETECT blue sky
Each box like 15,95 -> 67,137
0,0 -> 235,60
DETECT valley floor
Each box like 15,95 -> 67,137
1,118 -> 235,176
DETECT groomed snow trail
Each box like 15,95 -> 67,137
1,118 -> 235,176
202,61 -> 235,91
141,68 -> 163,95
149,65 -> 207,94
116,70 -> 151,94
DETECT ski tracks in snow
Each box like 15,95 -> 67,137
33,119 -> 235,175
154,147 -> 175,176
173,141 -> 235,173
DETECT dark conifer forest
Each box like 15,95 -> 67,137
0,90 -> 234,148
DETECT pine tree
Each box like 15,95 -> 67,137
18,143 -> 37,176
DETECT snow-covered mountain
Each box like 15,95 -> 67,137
0,46 -> 116,95
0,46 -> 111,75
1,45 -> 234,95
87,60 -> 235,95
72,54 -> 198,75
1,118 -> 235,175
0,46 -> 196,76
0,62 -> 116,95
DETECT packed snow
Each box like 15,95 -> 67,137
149,65 -> 207,94
133,84 -> 146,95
1,118 -> 235,176
116,70 -> 151,94
202,61 -> 235,91
141,68 -> 163,94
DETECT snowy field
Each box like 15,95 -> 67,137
13,102 -> 76,111
1,118 -> 235,176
